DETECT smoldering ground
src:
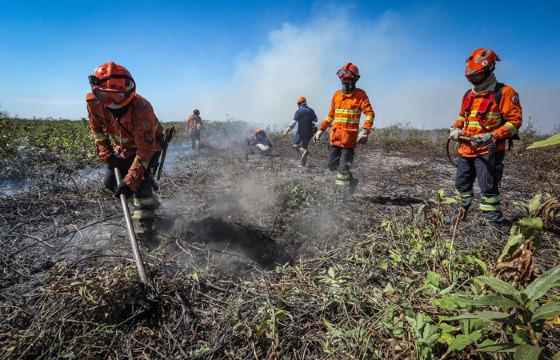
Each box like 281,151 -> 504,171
2,123 -> 558,286
1,123 -> 559,359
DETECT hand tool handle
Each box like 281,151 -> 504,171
114,167 -> 150,286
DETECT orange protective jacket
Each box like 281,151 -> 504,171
452,84 -> 522,157
87,93 -> 163,191
186,114 -> 203,134
320,88 -> 375,148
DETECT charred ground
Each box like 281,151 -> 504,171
0,119 -> 559,359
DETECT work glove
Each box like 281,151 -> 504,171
107,154 -> 128,169
449,127 -> 462,141
314,130 -> 324,143
283,127 -> 291,136
470,133 -> 494,147
357,128 -> 369,144
114,182 -> 133,198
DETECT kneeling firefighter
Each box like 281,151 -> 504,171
87,61 -> 164,240
449,49 -> 522,225
314,63 -> 375,192
247,128 -> 273,157
284,96 -> 318,167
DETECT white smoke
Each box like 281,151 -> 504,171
187,11 -> 413,129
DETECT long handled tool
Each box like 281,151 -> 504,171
486,142 -> 496,190
156,126 -> 176,181
114,167 -> 154,297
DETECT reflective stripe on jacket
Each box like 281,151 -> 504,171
87,93 -> 163,191
452,84 -> 522,157
320,88 -> 375,148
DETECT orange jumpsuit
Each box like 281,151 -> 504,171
320,88 -> 375,149
87,93 -> 163,192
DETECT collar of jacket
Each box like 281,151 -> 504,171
341,88 -> 357,96
472,73 -> 498,95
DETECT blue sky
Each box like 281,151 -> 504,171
0,0 -> 559,131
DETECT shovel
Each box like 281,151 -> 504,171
114,167 -> 156,301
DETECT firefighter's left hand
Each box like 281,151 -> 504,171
114,183 -> 133,198
470,133 -> 494,147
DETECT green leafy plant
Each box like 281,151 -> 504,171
527,133 -> 560,149
441,266 -> 560,359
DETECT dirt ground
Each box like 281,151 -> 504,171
0,131 -> 558,358
1,132 -> 557,289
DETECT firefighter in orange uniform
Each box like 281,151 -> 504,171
449,49 -> 522,225
87,61 -> 164,240
314,63 -> 375,191
186,109 -> 203,150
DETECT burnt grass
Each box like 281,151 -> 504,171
0,128 -> 559,359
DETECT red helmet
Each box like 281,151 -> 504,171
465,48 -> 500,76
296,96 -> 306,105
89,62 -> 136,108
337,63 -> 360,80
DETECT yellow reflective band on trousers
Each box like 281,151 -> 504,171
132,209 -> 155,220
335,172 -> 350,186
456,191 -> 473,206
480,195 -> 502,212
133,197 -> 157,208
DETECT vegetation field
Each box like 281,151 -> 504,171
0,117 -> 559,359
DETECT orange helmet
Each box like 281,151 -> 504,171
296,96 -> 306,105
254,128 -> 264,136
89,61 -> 136,108
337,63 -> 360,80
465,48 -> 500,76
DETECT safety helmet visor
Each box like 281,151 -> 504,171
89,74 -> 135,106
337,69 -> 357,79
92,87 -> 129,105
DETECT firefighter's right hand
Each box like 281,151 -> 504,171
114,183 -> 133,198
107,154 -> 128,169
314,130 -> 324,142
449,127 -> 462,141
